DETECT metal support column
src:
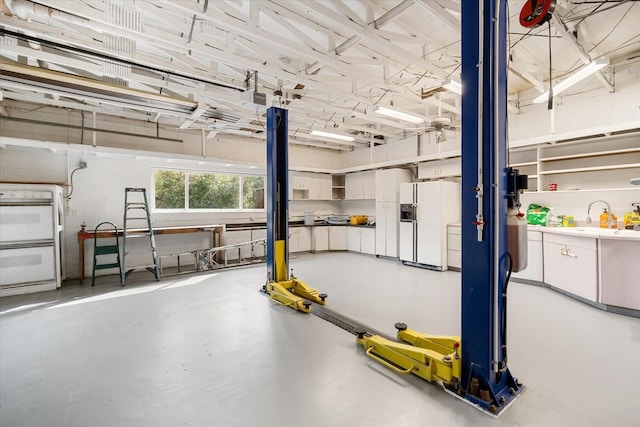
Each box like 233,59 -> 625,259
263,107 -> 327,312
266,106 -> 289,283
460,0 -> 523,415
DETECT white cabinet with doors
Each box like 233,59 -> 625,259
345,172 -> 363,200
312,227 -> 329,252
374,168 -> 411,258
512,230 -> 543,282
376,168 -> 412,202
328,226 -> 347,250
446,225 -> 461,269
599,238 -> 640,310
347,226 -> 376,255
543,233 -> 598,302
345,171 -> 376,200
375,202 -> 399,257
418,157 -> 461,180
289,227 -> 311,253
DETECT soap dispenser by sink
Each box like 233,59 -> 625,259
623,203 -> 640,230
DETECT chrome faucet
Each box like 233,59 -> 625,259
586,200 -> 613,228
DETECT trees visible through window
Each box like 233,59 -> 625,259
153,169 -> 264,210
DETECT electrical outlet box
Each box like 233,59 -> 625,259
79,161 -> 88,169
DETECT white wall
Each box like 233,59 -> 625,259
521,189 -> 640,227
0,144 -> 346,279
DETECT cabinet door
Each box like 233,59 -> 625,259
345,173 -> 362,200
375,170 -> 388,201
347,227 -> 361,252
329,226 -> 347,250
418,162 -> 439,180
313,227 -> 329,252
385,204 -> 399,258
543,235 -> 598,301
375,204 -> 387,256
600,239 -> 640,309
361,228 -> 376,255
512,231 -> 543,282
306,173 -> 320,199
224,230 -> 252,260
298,227 -> 311,252
362,170 -> 376,199
290,172 -> 308,190
437,158 -> 461,178
251,229 -> 266,258
318,174 -> 332,200
289,228 -> 300,253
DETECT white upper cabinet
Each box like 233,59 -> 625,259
375,169 -> 412,202
345,171 -> 376,200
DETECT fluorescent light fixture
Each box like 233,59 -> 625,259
442,79 -> 462,95
631,178 -> 640,185
374,106 -> 424,124
310,129 -> 355,142
534,58 -> 609,104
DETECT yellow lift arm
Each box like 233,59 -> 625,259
356,323 -> 461,389
264,240 -> 327,313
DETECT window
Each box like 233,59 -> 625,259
153,169 -> 264,211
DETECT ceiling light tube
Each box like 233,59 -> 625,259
310,129 -> 355,142
534,58 -> 609,104
374,106 -> 424,124
442,79 -> 462,95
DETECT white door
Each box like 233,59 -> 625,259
375,203 -> 387,256
385,204 -> 399,258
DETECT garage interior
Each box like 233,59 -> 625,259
1,1 -> 639,426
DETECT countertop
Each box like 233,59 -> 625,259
226,221 -> 375,230
447,223 -> 640,241
529,225 -> 640,241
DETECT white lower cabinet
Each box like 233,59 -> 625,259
376,202 -> 399,257
312,227 -> 329,252
328,226 -> 347,251
446,225 -> 461,269
599,239 -> 640,310
312,226 -> 347,251
543,233 -> 598,302
347,227 -> 376,254
224,230 -> 252,260
512,230 -> 543,282
289,227 -> 311,253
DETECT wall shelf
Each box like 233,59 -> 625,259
540,147 -> 640,162
509,134 -> 640,192
539,163 -> 640,175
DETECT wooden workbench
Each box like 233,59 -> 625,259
77,224 -> 224,283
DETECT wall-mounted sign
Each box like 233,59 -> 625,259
520,0 -> 556,28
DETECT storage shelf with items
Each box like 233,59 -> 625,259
508,133 -> 640,192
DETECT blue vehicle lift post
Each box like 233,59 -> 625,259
263,106 -> 328,312
459,0 -> 524,414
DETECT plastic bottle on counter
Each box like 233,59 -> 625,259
599,209 -> 618,229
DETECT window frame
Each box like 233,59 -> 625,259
151,167 -> 265,213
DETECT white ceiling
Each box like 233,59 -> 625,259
1,0 -> 639,151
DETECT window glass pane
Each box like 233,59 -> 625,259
154,170 -> 185,209
243,176 -> 265,209
189,173 -> 239,209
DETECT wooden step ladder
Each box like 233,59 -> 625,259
92,221 -> 122,286
121,188 -> 159,285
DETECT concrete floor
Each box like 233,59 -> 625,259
1,252 -> 639,426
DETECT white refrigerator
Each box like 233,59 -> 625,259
399,181 -> 460,270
